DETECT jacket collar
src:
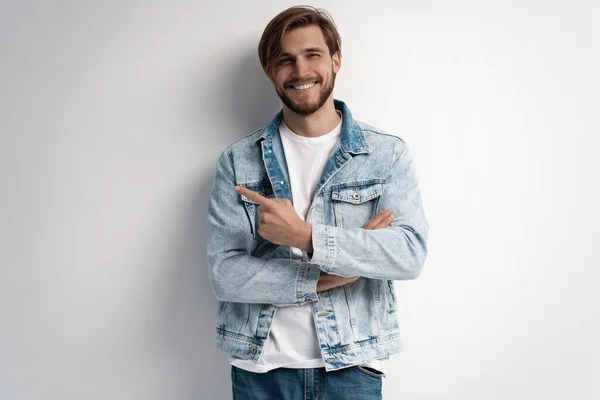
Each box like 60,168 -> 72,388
255,99 -> 370,155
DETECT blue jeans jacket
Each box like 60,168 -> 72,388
206,99 -> 429,371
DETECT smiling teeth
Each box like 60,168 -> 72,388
294,83 -> 316,90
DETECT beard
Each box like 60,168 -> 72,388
276,71 -> 336,116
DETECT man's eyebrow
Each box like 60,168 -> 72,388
279,47 -> 327,57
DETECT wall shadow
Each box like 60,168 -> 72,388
158,46 -> 280,398
216,47 -> 281,135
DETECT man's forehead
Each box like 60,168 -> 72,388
280,26 -> 328,54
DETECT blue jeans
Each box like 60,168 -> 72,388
231,365 -> 383,400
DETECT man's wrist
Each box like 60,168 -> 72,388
295,222 -> 314,253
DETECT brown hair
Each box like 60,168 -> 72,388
258,6 -> 342,81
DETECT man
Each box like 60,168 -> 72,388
206,5 -> 428,399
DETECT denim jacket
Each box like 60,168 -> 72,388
206,99 -> 429,371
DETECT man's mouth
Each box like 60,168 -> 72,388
288,81 -> 318,91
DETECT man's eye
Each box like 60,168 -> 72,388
308,53 -> 320,58
279,59 -> 291,65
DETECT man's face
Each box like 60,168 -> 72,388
272,25 -> 341,116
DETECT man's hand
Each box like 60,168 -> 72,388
234,186 -> 313,252
316,209 -> 395,293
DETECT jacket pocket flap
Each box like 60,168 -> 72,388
331,183 -> 383,204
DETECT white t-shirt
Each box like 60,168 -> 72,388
230,111 -> 387,374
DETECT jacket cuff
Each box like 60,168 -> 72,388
309,224 -> 337,272
296,263 -> 320,305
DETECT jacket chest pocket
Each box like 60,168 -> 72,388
331,182 -> 384,228
239,183 -> 275,240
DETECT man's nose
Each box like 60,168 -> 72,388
293,58 -> 310,77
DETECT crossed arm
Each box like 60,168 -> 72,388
236,182 -> 396,293
206,141 -> 428,306
314,211 -> 395,292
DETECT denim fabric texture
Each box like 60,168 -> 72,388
207,99 -> 429,371
232,365 -> 383,400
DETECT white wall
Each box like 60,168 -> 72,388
1,1 -> 598,399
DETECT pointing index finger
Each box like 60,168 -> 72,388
234,185 -> 271,205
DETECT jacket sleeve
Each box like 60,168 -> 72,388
206,148 -> 320,306
308,139 -> 429,280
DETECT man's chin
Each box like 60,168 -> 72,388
278,95 -> 315,115
287,102 -> 323,116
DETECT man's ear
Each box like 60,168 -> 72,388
332,51 -> 342,73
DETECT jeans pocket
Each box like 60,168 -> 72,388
356,365 -> 386,379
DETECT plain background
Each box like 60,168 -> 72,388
1,0 -> 599,399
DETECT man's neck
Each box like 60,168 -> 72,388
281,98 -> 340,138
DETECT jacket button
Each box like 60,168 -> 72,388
262,304 -> 268,310
251,347 -> 257,354
353,192 -> 360,200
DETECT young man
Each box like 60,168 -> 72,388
206,6 -> 428,399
